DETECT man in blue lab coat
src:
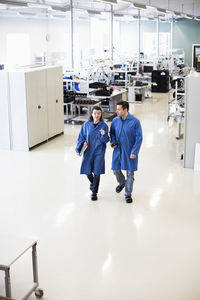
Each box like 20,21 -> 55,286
110,101 -> 143,203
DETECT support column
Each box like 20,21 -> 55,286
110,4 -> 114,62
137,9 -> 141,74
70,0 -> 74,70
157,15 -> 160,58
170,17 -> 173,51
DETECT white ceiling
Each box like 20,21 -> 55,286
0,0 -> 200,18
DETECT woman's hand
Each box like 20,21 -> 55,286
76,152 -> 81,156
99,129 -> 105,135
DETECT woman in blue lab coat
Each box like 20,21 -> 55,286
76,106 -> 109,201
110,101 -> 143,203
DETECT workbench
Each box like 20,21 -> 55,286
0,236 -> 43,300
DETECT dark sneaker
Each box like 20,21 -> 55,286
116,184 -> 125,193
125,196 -> 133,203
90,183 -> 93,191
91,193 -> 98,201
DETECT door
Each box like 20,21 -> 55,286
25,69 -> 48,148
46,66 -> 64,138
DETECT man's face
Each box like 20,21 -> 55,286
116,105 -> 126,117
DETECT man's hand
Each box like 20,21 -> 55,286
130,154 -> 136,159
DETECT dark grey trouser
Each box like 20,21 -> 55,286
87,174 -> 100,194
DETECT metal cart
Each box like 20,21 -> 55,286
0,236 -> 43,300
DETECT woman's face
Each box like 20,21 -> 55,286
92,109 -> 102,123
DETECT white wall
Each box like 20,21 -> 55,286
0,16 -> 47,67
0,15 -> 71,69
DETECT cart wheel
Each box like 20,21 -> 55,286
35,288 -> 44,298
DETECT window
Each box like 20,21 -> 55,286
6,33 -> 31,68
143,32 -> 170,58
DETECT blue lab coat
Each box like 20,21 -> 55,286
75,121 -> 109,175
110,113 -> 143,171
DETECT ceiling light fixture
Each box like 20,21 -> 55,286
0,0 -> 27,6
157,7 -> 167,14
19,12 -> 36,16
174,11 -> 181,16
146,5 -> 156,10
52,5 -> 70,12
133,2 -> 146,9
95,0 -> 117,4
114,13 -> 124,17
53,14 -> 66,18
87,9 -> 101,15
186,14 -> 193,19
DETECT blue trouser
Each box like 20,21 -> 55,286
113,170 -> 135,197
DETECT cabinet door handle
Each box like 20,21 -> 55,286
38,105 -> 41,109
56,99 -> 58,103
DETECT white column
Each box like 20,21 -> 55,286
110,4 -> 114,62
157,15 -> 160,58
137,9 -> 141,74
70,0 -> 74,70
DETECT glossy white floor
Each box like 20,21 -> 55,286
0,93 -> 200,300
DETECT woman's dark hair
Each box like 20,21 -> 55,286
89,106 -> 104,122
117,101 -> 129,111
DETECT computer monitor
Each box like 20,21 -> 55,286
143,65 -> 154,73
192,44 -> 200,70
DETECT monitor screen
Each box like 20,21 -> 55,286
143,65 -> 154,73
192,44 -> 200,68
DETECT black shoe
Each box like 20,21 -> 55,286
125,196 -> 133,203
90,183 -> 93,191
116,184 -> 125,193
91,193 -> 98,201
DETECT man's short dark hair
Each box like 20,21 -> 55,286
117,101 -> 129,111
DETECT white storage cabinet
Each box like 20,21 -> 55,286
0,71 -> 11,150
9,66 -> 64,151
184,72 -> 200,168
